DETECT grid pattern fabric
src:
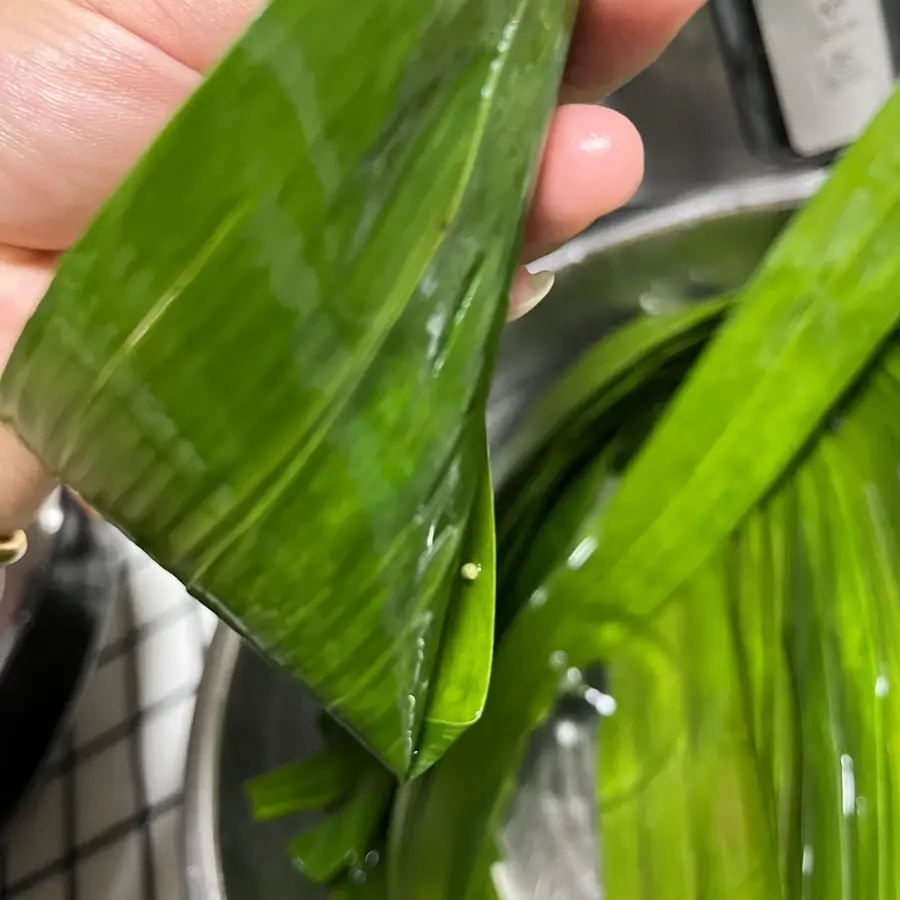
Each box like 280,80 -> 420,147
0,535 -> 218,900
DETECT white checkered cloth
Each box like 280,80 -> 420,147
0,533 -> 218,900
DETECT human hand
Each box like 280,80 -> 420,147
0,0 -> 705,530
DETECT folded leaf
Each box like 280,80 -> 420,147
411,433 -> 496,777
0,0 -> 576,774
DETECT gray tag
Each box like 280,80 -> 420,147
751,0 -> 896,157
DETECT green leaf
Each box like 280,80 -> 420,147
245,748 -> 363,822
595,368 -> 900,900
290,766 -> 394,885
492,295 -> 728,490
598,526 -> 780,900
411,432 -> 496,778
493,296 -> 726,632
0,0 -> 577,775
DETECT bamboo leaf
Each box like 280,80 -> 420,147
290,766 -> 394,885
492,296 -> 728,490
245,749 -> 362,822
493,298 -> 727,634
411,436 -> 496,778
0,0 -> 576,774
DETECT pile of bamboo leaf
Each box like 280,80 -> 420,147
4,0 -> 900,896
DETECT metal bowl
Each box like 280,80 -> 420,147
184,170 -> 825,900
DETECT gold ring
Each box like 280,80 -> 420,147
0,530 -> 27,567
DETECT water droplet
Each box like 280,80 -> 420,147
549,650 -> 568,671
841,754 -> 855,816
802,845 -> 814,875
876,674 -> 890,697
499,21 -> 517,53
567,536 -> 598,570
349,867 -> 367,885
528,587 -> 548,608
559,666 -> 585,697
584,687 -> 617,717
856,796 -> 868,817
364,850 -> 380,868
421,272 -> 438,299
555,720 -> 580,748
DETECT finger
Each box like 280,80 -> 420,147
522,104 -> 643,262
0,247 -> 58,530
563,0 -> 707,102
1,0 -> 264,252
0,0 -> 201,251
509,105 -> 642,321
0,248 -> 55,370
70,0 -> 262,72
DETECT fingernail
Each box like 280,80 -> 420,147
508,269 -> 555,322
